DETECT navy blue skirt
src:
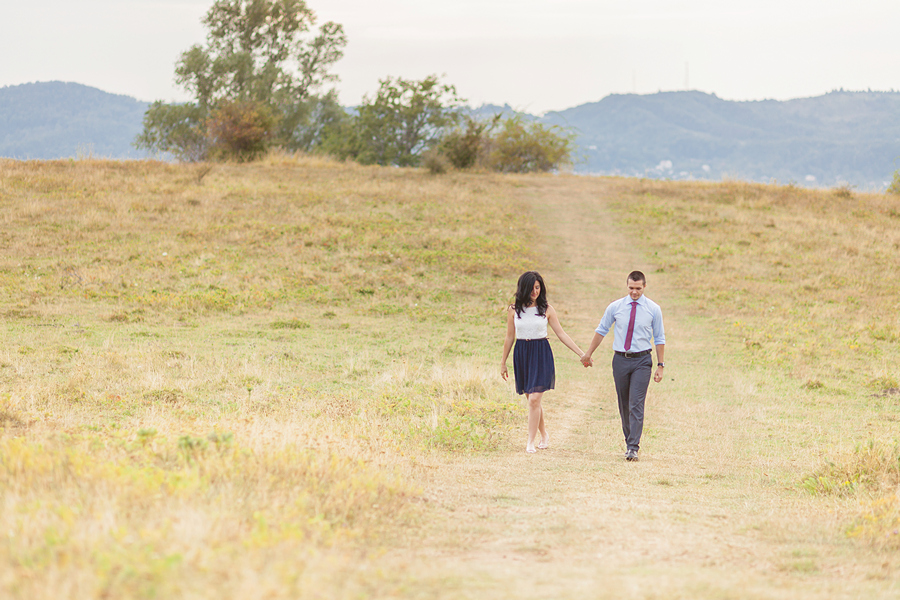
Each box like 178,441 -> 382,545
513,338 -> 556,395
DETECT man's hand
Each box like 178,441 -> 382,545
580,354 -> 593,368
653,366 -> 664,383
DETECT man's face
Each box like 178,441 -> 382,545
627,279 -> 645,301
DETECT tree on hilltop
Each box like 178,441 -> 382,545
422,113 -> 574,174
328,75 -> 463,167
484,116 -> 574,173
136,0 -> 347,161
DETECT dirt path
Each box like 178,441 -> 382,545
395,177 -> 897,599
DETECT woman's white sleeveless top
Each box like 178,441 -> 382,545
514,306 -> 548,339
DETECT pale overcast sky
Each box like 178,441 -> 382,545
2,0 -> 899,113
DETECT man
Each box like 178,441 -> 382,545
581,271 -> 665,461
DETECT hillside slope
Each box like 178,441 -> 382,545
544,90 -> 900,189
0,81 -> 149,159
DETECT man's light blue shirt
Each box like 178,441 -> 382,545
596,295 -> 665,353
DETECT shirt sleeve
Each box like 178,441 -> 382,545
652,305 -> 666,345
596,301 -> 617,336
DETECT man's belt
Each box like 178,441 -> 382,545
614,349 -> 652,358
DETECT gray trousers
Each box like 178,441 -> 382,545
611,353 -> 653,452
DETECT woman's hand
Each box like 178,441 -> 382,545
580,353 -> 593,368
501,364 -> 509,381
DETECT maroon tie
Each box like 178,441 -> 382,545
624,301 -> 638,351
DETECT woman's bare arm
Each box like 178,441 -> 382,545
500,306 -> 516,380
547,306 -> 585,358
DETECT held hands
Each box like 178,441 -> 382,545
580,353 -> 593,368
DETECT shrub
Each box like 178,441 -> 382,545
439,115 -> 498,169
802,440 -> 900,497
206,100 -> 277,162
833,183 -> 855,198
484,116 -> 573,173
420,148 -> 450,174
888,170 -> 900,195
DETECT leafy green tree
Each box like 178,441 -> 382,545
313,113 -> 362,160
287,90 -> 349,152
134,101 -> 209,162
136,0 -> 346,161
484,116 -> 573,173
352,75 -> 463,167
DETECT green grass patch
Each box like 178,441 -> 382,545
803,440 -> 900,497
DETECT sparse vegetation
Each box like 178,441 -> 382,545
0,433 -> 415,595
439,114 -> 498,170
888,169 -> 900,195
0,155 -> 531,597
483,115 -> 574,173
833,182 -> 855,198
430,113 -> 573,174
3,157 -> 900,597
848,494 -> 900,550
803,440 -> 900,497
804,441 -> 900,550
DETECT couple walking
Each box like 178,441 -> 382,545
500,270 -> 666,460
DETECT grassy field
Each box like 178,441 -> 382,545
1,156 -> 899,598
600,178 -> 900,549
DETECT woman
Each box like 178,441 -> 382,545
501,271 -> 588,453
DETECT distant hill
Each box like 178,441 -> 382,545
3,82 -> 899,189
542,90 -> 900,190
0,81 -> 149,159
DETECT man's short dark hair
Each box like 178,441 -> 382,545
627,270 -> 646,285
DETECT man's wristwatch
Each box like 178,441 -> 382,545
657,362 -> 665,367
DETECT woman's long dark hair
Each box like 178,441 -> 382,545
514,271 -> 548,317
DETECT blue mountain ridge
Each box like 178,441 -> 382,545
540,90 -> 900,189
2,81 -> 899,189
0,81 -> 149,160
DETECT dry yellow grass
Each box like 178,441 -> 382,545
2,157 -> 900,598
0,155 -> 530,597
599,176 -> 900,562
601,178 -> 900,391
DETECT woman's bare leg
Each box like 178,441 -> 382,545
538,406 -> 549,449
526,392 -> 544,452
